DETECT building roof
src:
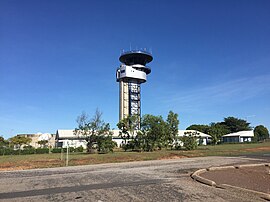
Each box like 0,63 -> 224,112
56,129 -> 211,139
178,130 -> 211,138
223,130 -> 254,138
56,130 -> 85,139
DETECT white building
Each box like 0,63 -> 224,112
222,130 -> 254,143
178,130 -> 211,145
55,129 -> 211,148
17,133 -> 55,149
55,130 -> 87,149
111,129 -> 125,147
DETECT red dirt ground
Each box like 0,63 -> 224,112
200,165 -> 270,194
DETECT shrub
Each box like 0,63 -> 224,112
75,146 -> 84,152
181,132 -> 198,150
0,148 -> 20,155
21,148 -> 36,155
36,148 -> 49,154
51,148 -> 62,153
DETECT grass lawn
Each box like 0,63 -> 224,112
0,142 -> 269,171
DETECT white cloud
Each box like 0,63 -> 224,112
162,74 -> 270,111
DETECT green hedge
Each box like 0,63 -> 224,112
0,147 -> 20,155
51,148 -> 62,153
0,146 -> 84,155
35,148 -> 49,154
53,146 -> 84,153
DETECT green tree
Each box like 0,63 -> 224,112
140,114 -> 167,151
254,125 -> 269,142
208,123 -> 229,144
186,124 -> 210,134
181,131 -> 199,150
166,111 -> 179,148
74,109 -> 115,153
117,115 -> 139,149
9,135 -> 31,150
96,128 -> 117,153
221,117 -> 252,133
38,140 -> 48,148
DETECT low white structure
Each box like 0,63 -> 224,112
222,130 -> 254,143
55,130 -> 87,149
55,129 -> 212,148
178,130 -> 211,145
111,129 -> 125,147
17,133 -> 55,149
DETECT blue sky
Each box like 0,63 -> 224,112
1,0 -> 270,139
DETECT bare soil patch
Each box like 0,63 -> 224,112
158,153 -> 186,160
200,165 -> 270,194
0,159 -> 63,171
244,146 -> 270,152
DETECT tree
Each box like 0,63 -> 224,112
117,115 -> 139,149
74,109 -> 115,153
186,124 -> 210,134
254,125 -> 269,142
9,135 -> 31,150
96,126 -> 117,153
221,117 -> 252,133
38,140 -> 48,148
181,131 -> 199,150
208,123 -> 229,144
140,114 -> 167,151
166,111 -> 179,148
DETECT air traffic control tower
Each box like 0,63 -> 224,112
116,50 -> 153,127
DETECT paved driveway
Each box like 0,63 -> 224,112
0,156 -> 267,201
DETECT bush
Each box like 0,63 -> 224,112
36,148 -> 49,154
0,148 -> 20,155
96,135 -> 117,154
52,146 -> 84,153
20,148 -> 36,155
181,133 -> 198,150
75,146 -> 84,152
23,145 -> 33,149
0,146 -> 84,156
51,148 -> 62,153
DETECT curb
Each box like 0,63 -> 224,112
234,163 -> 268,169
206,166 -> 234,171
191,163 -> 270,201
217,184 -> 270,201
191,169 -> 216,187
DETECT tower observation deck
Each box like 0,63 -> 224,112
116,50 -> 153,128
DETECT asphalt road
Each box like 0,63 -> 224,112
0,156 -> 268,202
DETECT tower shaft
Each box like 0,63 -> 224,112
119,80 -> 141,120
119,80 -> 129,120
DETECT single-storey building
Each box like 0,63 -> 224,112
55,129 -> 211,148
55,130 -> 87,149
178,130 -> 211,145
222,130 -> 254,143
16,133 -> 55,149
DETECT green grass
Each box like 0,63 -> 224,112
0,142 -> 269,170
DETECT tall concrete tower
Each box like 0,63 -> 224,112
116,50 -> 153,128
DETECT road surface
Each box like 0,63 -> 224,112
0,156 -> 267,201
